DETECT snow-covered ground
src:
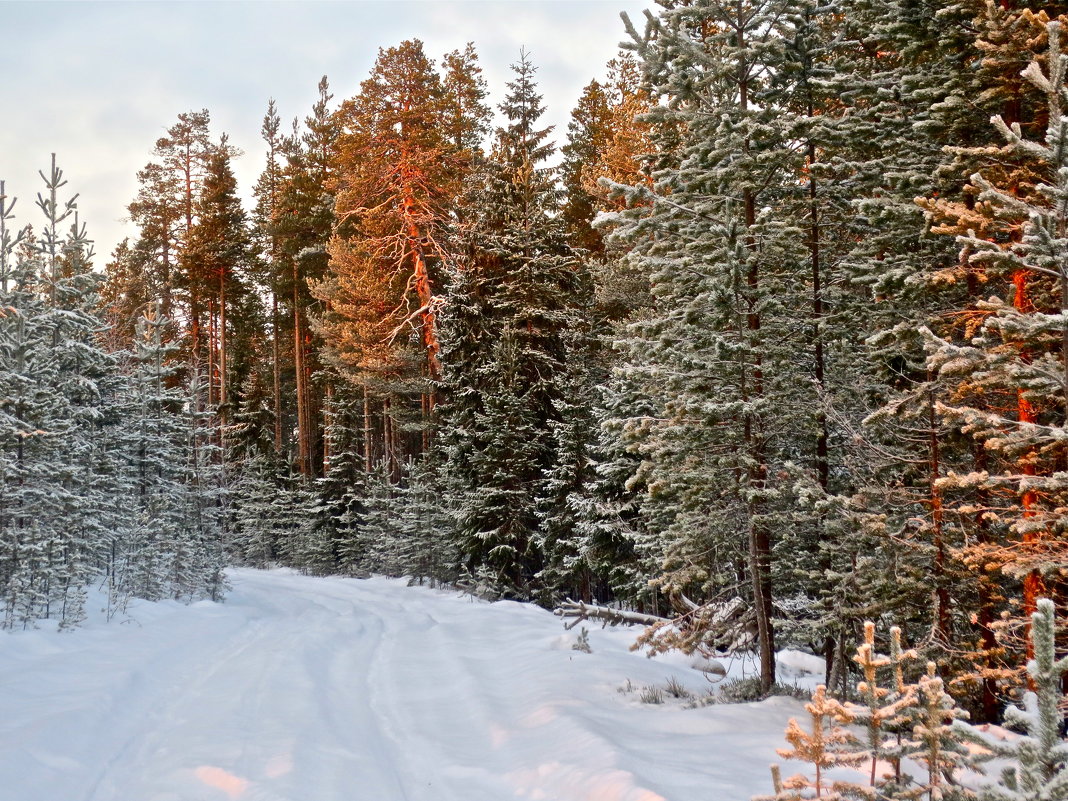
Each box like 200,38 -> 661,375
0,569 -> 822,801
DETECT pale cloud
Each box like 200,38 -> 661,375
0,1 -> 649,263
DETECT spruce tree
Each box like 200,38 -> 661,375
112,305 -> 188,604
441,51 -> 583,598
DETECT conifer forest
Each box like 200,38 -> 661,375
6,1 -> 1068,798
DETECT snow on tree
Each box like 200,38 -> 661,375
440,50 -> 584,598
601,0 -> 833,691
758,685 -> 866,801
848,622 -> 922,792
919,17 -> 1068,675
962,598 -> 1068,801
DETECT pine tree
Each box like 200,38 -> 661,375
272,78 -> 338,477
99,238 -> 152,351
251,99 -> 287,457
318,41 -> 488,485
127,110 -> 212,334
184,138 -> 259,438
762,685 -> 866,800
919,17 -> 1068,678
0,208 -> 74,627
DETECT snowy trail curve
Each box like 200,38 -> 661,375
0,569 -> 807,801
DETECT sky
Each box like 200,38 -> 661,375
0,0 -> 651,264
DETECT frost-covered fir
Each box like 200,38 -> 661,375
0,159 -> 114,628
602,0 -> 835,690
964,599 -> 1068,801
441,51 -> 584,598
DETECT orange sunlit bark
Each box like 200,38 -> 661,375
399,131 -> 442,382
1013,268 -> 1046,626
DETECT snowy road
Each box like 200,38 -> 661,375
0,569 -> 808,801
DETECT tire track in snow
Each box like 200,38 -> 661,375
233,574 -> 432,800
82,615 -> 287,800
0,570 -> 803,801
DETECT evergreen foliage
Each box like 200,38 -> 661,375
440,51 -> 586,598
0,158 -> 227,627
964,599 -> 1068,801
9,19 -> 1068,783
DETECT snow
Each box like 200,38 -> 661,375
0,569 -> 819,801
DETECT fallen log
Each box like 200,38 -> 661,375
553,599 -> 667,630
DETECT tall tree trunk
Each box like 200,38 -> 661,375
322,380 -> 333,474
806,135 -> 836,684
272,293 -> 282,453
421,390 -> 432,454
745,181 -> 775,692
974,441 -> 1001,722
219,271 -> 227,431
207,297 -> 216,408
363,385 -> 373,473
400,156 -> 441,381
185,141 -> 204,409
383,397 -> 398,482
293,263 -> 310,477
739,27 -> 775,693
928,381 -> 951,643
1013,269 -> 1045,625
190,298 -> 203,412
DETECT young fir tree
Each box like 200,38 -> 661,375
0,178 -> 81,627
172,369 -> 228,602
304,381 -> 368,575
230,452 -> 281,568
569,366 -> 658,608
535,323 -> 600,603
848,622 -> 923,793
372,459 -> 453,586
111,305 -> 187,605
760,685 -> 866,801
0,160 -> 227,626
963,598 -> 1068,801
359,462 -> 408,576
